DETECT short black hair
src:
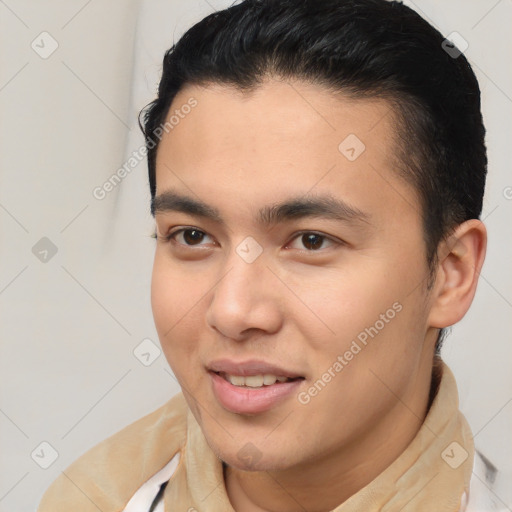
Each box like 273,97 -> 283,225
139,0 -> 487,353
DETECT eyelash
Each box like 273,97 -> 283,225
153,227 -> 342,252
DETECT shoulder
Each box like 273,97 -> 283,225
37,392 -> 189,512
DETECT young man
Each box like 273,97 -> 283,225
38,0 -> 500,510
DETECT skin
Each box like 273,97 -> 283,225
151,79 -> 487,512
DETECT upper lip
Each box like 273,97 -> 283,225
207,359 -> 304,379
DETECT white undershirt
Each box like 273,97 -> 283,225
121,453 -> 180,512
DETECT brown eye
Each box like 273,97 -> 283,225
182,229 -> 205,245
287,231 -> 338,252
301,233 -> 324,250
163,228 -> 213,247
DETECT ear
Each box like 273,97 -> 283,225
427,219 -> 487,329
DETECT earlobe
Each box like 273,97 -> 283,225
427,219 -> 487,329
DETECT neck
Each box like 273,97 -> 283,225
224,359 -> 439,512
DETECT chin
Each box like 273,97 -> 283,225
223,453 -> 290,473
209,437 -> 299,473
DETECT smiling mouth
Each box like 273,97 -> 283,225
215,371 -> 304,388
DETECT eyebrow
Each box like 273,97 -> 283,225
151,190 -> 371,227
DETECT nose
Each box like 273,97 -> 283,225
205,251 -> 283,342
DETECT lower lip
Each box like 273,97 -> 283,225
209,372 -> 303,414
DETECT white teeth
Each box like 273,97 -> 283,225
229,375 -> 245,386
245,375 -> 264,388
263,374 -> 277,385
224,373 -> 292,387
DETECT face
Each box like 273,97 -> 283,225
151,79 -> 437,472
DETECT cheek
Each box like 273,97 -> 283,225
150,256 -> 173,339
150,254 -> 205,365
292,289 -> 428,445
293,253 -> 428,368
289,264 -> 396,338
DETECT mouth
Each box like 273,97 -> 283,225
214,371 -> 303,388
207,359 -> 305,414
207,358 -> 304,380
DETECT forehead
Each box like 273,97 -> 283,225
161,79 -> 397,156
154,79 -> 419,226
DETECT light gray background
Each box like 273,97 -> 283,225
1,1 -> 511,510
